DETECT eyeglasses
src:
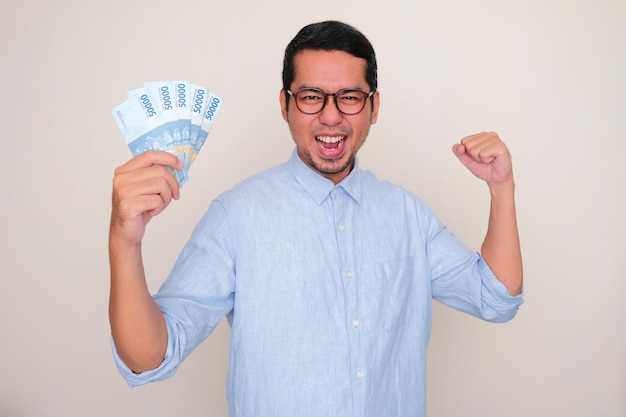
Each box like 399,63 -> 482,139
286,87 -> 374,115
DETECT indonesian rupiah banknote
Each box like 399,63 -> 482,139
111,80 -> 223,185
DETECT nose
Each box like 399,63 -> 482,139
318,95 -> 343,125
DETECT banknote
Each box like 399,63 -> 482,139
111,80 -> 222,185
190,84 -> 224,164
145,81 -> 192,182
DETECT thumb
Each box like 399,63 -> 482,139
452,142 -> 485,176
452,143 -> 472,166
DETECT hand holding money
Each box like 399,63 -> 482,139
111,80 -> 223,186
111,150 -> 183,245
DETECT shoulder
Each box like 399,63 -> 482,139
355,167 -> 444,231
193,163 -> 292,235
207,161 -> 305,222
358,167 -> 428,207
217,163 -> 291,202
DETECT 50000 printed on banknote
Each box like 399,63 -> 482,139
112,80 -> 223,185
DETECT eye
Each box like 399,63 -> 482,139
298,90 -> 324,102
338,91 -> 364,104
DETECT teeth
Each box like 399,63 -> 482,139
316,136 -> 345,144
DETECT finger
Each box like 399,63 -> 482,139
116,169 -> 177,204
460,131 -> 498,145
460,131 -> 500,152
112,186 -> 174,236
114,162 -> 181,201
452,142 -> 468,157
452,145 -> 482,171
115,150 -> 184,175
471,140 -> 509,164
459,132 -> 503,163
143,192 -> 171,218
112,172 -> 180,227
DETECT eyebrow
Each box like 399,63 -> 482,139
293,85 -> 368,92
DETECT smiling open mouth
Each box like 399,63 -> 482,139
316,135 -> 346,150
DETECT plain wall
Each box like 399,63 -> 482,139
1,0 -> 624,416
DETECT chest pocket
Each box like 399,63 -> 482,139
358,256 -> 418,332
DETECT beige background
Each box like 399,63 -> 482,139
1,0 -> 624,416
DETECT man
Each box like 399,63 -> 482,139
109,20 -> 523,416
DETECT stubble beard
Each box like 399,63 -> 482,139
314,154 -> 353,176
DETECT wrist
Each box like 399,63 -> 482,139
488,177 -> 515,198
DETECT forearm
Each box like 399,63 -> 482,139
108,230 -> 168,373
481,179 -> 523,296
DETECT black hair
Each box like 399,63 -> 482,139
282,21 -> 378,99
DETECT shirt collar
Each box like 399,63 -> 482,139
287,149 -> 363,205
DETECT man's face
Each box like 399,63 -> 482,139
280,49 -> 380,184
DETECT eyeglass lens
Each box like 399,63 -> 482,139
292,89 -> 370,115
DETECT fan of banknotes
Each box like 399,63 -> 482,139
111,80 -> 223,185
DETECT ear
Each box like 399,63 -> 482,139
370,90 -> 380,125
279,89 -> 288,122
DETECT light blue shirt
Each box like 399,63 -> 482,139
113,149 -> 523,416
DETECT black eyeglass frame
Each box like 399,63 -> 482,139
286,87 -> 375,115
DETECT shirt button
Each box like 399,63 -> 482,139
346,271 -> 353,279
356,371 -> 364,379
338,224 -> 345,231
352,320 -> 360,327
